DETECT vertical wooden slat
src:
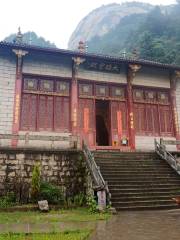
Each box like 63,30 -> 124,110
117,111 -> 122,135
84,108 -> 89,133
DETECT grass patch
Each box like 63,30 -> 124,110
0,208 -> 110,224
0,230 -> 90,240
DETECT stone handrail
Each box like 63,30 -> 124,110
82,140 -> 106,190
82,140 -> 111,205
154,138 -> 180,175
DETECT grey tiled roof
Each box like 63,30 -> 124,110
0,41 -> 180,71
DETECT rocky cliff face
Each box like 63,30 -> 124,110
68,2 -> 153,50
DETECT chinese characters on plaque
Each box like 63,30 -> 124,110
84,61 -> 121,73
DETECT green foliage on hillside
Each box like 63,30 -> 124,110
87,2 -> 180,65
4,31 -> 56,48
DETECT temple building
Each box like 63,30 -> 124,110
1,38 -> 180,151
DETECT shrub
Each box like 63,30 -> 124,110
65,193 -> 86,208
39,182 -> 64,204
74,193 -> 86,207
31,164 -> 41,201
0,192 -> 16,208
86,195 -> 98,213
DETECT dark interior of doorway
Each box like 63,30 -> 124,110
96,100 -> 110,146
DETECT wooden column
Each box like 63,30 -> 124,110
127,64 -> 141,150
71,57 -> 85,135
11,49 -> 28,147
170,70 -> 180,150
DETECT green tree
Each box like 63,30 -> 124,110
4,32 -> 56,48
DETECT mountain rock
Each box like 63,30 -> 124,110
68,2 -> 153,50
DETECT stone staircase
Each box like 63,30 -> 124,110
94,151 -> 180,211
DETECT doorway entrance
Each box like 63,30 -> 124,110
96,100 -> 110,146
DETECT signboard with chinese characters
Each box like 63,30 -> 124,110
84,61 -> 121,74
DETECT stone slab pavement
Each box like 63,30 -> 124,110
90,210 -> 180,240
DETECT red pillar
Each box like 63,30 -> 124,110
71,57 -> 85,135
11,49 -> 28,147
127,64 -> 141,150
170,71 -> 180,150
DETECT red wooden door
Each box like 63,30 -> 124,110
20,94 -> 37,131
134,103 -> 146,134
159,105 -> 173,136
38,95 -> 53,131
111,101 -> 128,146
78,99 -> 95,146
54,97 -> 70,131
146,105 -> 159,135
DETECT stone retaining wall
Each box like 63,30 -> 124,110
0,148 -> 87,202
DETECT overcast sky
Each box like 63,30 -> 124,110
0,0 -> 177,49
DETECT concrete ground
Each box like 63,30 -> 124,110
90,209 -> 180,240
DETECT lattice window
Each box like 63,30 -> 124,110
40,80 -> 54,92
133,89 -> 144,101
24,78 -> 38,91
158,92 -> 169,104
21,77 -> 70,132
95,85 -> 109,97
56,81 -> 69,95
111,86 -> 125,99
145,91 -> 157,103
79,83 -> 93,97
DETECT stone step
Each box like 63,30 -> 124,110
96,160 -> 168,164
112,199 -> 176,207
95,157 -> 161,161
96,159 -> 167,166
99,166 -> 172,171
94,151 -> 180,211
103,173 -> 178,178
106,179 -> 180,185
96,161 -> 168,168
95,157 -> 158,160
108,183 -> 180,189
111,189 -> 180,197
101,170 -> 176,174
94,153 -> 156,157
112,195 -> 179,201
115,204 -> 179,211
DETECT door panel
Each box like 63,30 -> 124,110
111,101 -> 127,146
38,96 -> 53,131
146,105 -> 159,135
78,99 -> 95,146
20,94 -> 37,131
159,105 -> 173,135
54,97 -> 70,131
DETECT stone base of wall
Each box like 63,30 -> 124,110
0,148 -> 87,203
135,136 -> 177,151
